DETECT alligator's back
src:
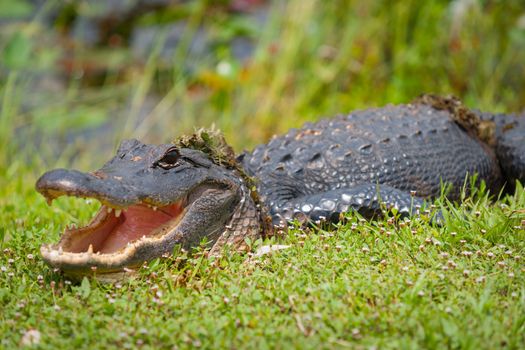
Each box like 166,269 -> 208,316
241,102 -> 504,223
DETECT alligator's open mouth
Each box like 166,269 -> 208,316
40,196 -> 189,276
54,201 -> 185,255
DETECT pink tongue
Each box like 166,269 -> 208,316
99,206 -> 175,253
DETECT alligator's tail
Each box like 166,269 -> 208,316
477,110 -> 525,190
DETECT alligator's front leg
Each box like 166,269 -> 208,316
271,184 -> 430,225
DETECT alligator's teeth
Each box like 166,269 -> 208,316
142,235 -> 147,240
87,244 -> 94,254
152,206 -> 158,211
107,207 -> 113,214
58,247 -> 63,255
115,209 -> 122,218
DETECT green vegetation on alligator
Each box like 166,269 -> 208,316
174,127 -> 260,193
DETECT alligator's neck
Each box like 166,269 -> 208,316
209,168 -> 273,255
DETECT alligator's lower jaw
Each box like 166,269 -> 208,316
41,201 -> 186,279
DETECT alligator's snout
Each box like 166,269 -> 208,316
36,169 -> 139,208
36,138 -> 259,281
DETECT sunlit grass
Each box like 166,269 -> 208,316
0,167 -> 524,348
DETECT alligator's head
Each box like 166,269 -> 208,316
36,138 -> 264,281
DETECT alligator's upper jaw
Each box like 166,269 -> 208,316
36,169 -> 189,280
36,168 -> 145,208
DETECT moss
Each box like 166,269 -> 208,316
174,128 -> 237,169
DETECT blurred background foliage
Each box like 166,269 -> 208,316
0,0 -> 524,170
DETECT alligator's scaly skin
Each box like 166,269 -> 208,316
241,102 -> 519,225
35,97 -> 525,279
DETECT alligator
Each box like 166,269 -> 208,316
36,96 -> 525,280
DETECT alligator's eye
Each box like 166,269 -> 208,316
155,148 -> 181,169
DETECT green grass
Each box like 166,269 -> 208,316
1,163 -> 525,349
1,0 -> 525,348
